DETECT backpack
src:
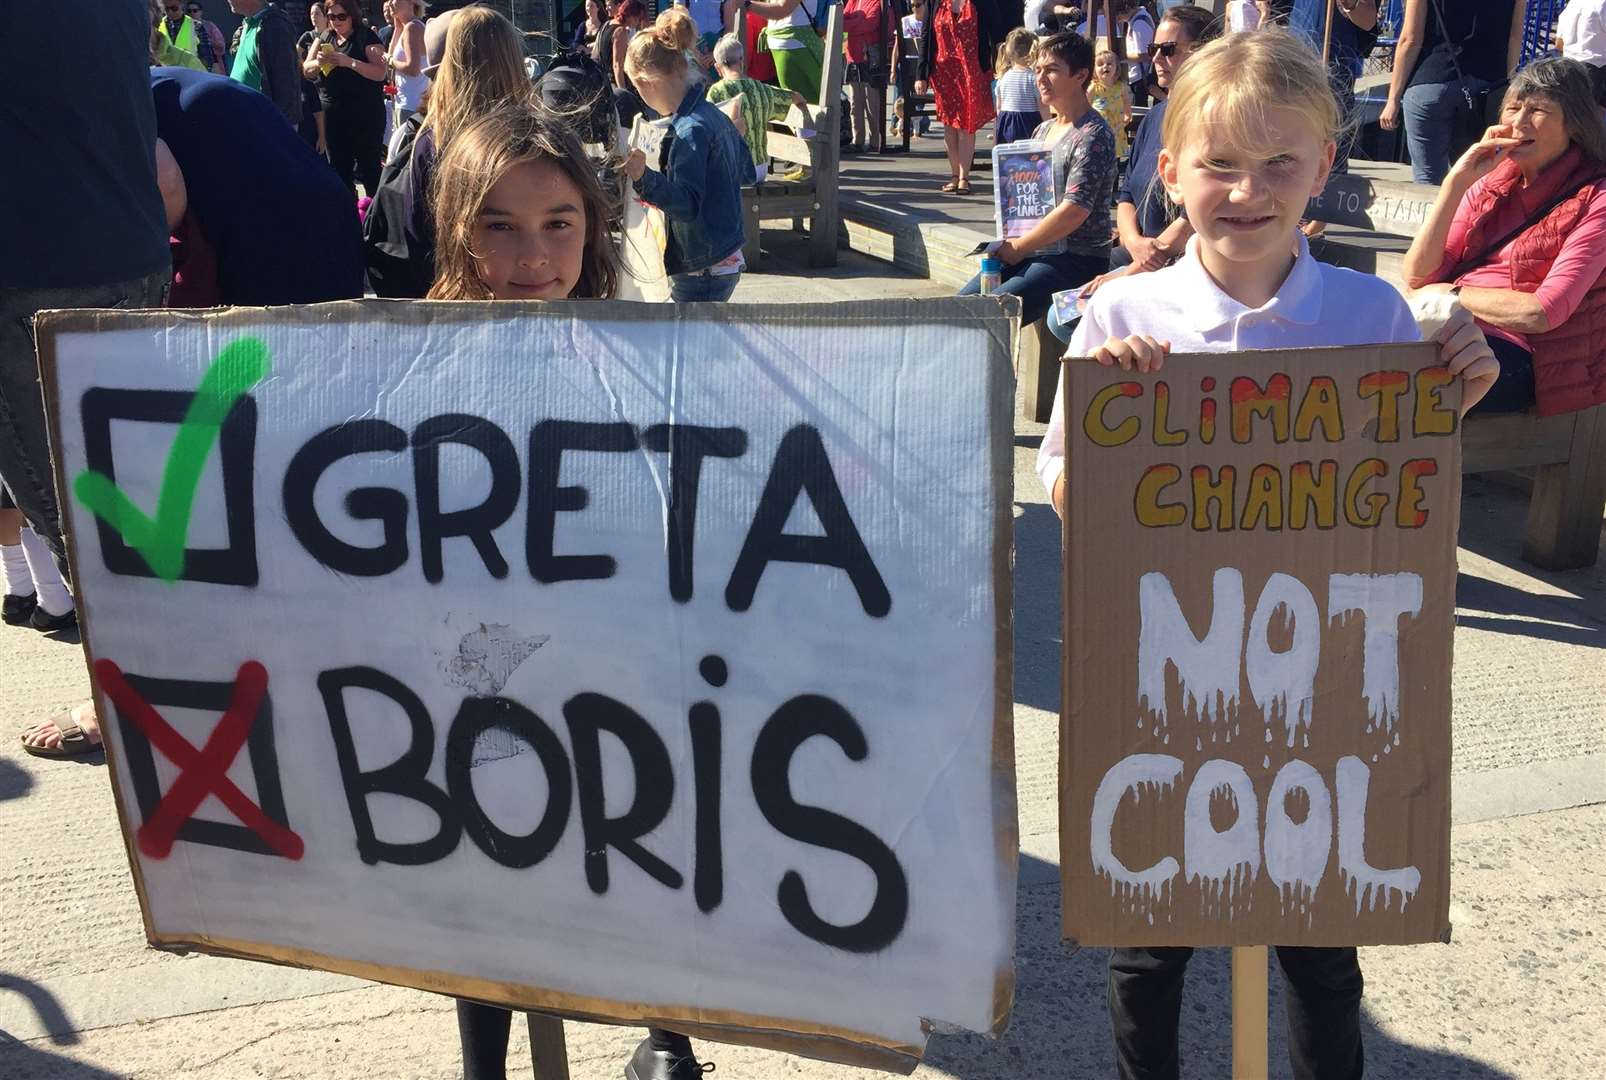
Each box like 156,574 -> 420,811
362,112 -> 433,299
539,48 -> 617,144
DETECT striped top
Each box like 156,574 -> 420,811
995,67 -> 1040,114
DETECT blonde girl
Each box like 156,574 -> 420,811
1036,29 -> 1497,1076
993,26 -> 1044,144
622,22 -> 753,302
653,4 -> 707,76
427,101 -> 621,301
1088,40 -> 1132,159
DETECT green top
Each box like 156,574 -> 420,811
230,8 -> 267,90
707,77 -> 792,168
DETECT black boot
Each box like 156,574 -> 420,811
30,604 -> 76,634
624,1034 -> 713,1080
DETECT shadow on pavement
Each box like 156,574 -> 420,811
0,758 -> 33,801
1455,573 -> 1605,648
0,973 -> 124,1079
1012,501 -> 1063,715
924,856 -> 1518,1079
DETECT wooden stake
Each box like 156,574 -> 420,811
1231,946 -> 1269,1080
1322,0 -> 1337,66
526,1013 -> 571,1080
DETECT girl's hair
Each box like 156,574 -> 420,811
1094,40 -> 1125,84
625,21 -> 690,81
1158,3 -> 1221,46
996,27 -> 1038,76
616,0 -> 647,24
1160,28 -> 1339,163
1036,31 -> 1095,91
1503,57 -> 1606,168
654,6 -> 698,53
423,6 -> 532,153
428,101 -> 622,302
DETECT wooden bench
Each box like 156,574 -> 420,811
1307,171 -> 1605,569
740,5 -> 845,269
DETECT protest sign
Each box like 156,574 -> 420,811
992,141 -> 1064,255
38,299 -> 1019,1071
1061,344 -> 1457,947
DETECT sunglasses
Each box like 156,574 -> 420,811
327,10 -> 352,20
1147,41 -> 1182,58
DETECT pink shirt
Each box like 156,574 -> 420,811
1437,171 -> 1606,349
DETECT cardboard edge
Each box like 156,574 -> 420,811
987,302 -> 1021,1036
1058,354 -> 1077,941
146,932 -> 920,1073
33,311 -> 164,951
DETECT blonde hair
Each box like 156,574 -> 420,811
996,27 -> 1038,76
1160,28 -> 1340,163
1093,41 -> 1125,84
428,101 -> 622,302
654,6 -> 698,53
422,6 -> 532,153
625,21 -> 690,81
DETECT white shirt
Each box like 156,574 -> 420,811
1227,1 -> 1263,32
1024,0 -> 1052,33
1035,236 -> 1422,499
1558,0 -> 1606,66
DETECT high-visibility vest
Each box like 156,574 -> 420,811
160,14 -> 197,57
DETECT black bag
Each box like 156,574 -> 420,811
1427,0 -> 1507,157
362,112 -> 433,299
539,48 -> 618,144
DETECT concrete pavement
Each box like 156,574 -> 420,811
1,231 -> 1601,1078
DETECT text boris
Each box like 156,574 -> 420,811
320,664 -> 910,955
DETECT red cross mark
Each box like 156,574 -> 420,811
95,659 -> 305,861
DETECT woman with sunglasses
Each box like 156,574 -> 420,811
1048,2 -> 1218,341
303,1 -> 388,197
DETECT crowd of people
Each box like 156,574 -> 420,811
5,2 -> 1606,1079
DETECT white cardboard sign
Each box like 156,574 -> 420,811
39,299 -> 1018,1070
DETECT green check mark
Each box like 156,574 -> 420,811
74,337 -> 271,583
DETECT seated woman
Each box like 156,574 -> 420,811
956,30 -> 1116,326
1404,58 -> 1606,416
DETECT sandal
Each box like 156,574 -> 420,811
955,181 -> 973,195
940,180 -> 960,193
20,703 -> 102,759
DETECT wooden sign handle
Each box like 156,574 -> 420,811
1321,0 -> 1336,66
1231,946 -> 1269,1080
526,1013 -> 571,1080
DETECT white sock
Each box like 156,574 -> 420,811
0,542 -> 32,597
19,528 -> 73,616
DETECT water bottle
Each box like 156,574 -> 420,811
978,254 -> 1003,295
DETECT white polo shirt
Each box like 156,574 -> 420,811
1035,235 -> 1421,500
1559,0 -> 1606,67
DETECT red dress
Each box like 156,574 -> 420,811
930,0 -> 994,134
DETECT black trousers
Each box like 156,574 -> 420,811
1108,946 -> 1364,1080
324,98 -> 384,196
1475,335 -> 1538,414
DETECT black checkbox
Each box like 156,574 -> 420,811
79,387 -> 258,586
114,672 -> 292,858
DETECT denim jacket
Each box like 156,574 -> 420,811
635,83 -> 755,275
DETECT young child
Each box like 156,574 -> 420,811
622,21 -> 754,303
1088,41 -> 1132,161
427,101 -> 621,301
0,499 -> 75,634
993,27 -> 1045,145
891,0 -> 930,139
707,33 -> 807,183
1036,29 -> 1497,1077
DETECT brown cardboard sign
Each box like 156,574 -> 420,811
1061,343 -> 1457,947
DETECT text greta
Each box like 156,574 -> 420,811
1081,369 -> 1458,531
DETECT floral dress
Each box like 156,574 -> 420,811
930,0 -> 994,134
